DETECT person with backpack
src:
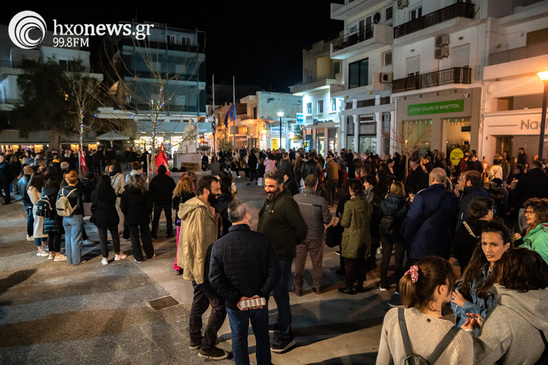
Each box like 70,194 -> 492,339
58,170 -> 85,265
42,176 -> 65,261
377,256 -> 473,364
27,173 -> 48,257
91,175 -> 127,265
378,181 -> 409,292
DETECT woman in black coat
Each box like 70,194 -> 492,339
120,175 -> 153,262
42,176 -> 65,261
92,175 -> 126,265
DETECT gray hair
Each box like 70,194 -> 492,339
228,199 -> 248,223
264,170 -> 284,185
430,167 -> 447,184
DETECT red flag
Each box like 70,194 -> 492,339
155,143 -> 170,176
80,151 -> 87,174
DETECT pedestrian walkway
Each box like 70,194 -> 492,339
0,178 -> 401,364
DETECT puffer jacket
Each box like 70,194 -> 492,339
209,224 -> 280,310
120,186 -> 152,225
177,196 -> 218,284
18,174 -> 32,206
294,188 -> 332,241
378,194 -> 408,238
521,223 -> 548,263
91,188 -> 119,228
149,172 -> 176,206
41,186 -> 62,234
340,195 -> 371,259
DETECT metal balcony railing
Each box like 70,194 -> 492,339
394,3 -> 475,39
332,24 -> 374,52
392,67 -> 472,93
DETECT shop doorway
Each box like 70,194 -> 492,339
445,118 -> 471,156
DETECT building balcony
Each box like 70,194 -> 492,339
119,38 -> 205,54
331,24 -> 392,60
394,2 -> 475,39
392,67 -> 472,93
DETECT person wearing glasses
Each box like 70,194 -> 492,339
515,198 -> 548,263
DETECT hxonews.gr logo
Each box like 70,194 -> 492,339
8,11 -> 47,50
8,10 -> 154,49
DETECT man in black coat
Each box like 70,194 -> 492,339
209,199 -> 280,365
0,154 -> 13,204
148,165 -> 176,238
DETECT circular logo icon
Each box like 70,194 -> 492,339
8,11 -> 47,50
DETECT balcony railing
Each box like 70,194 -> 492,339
392,67 -> 472,93
394,3 -> 475,39
332,24 -> 375,52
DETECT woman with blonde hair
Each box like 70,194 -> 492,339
377,256 -> 473,364
378,181 -> 409,292
172,176 -> 195,274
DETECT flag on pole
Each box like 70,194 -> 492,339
154,143 -> 170,176
223,103 -> 236,129
80,151 -> 87,174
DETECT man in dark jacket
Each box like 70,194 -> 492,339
149,165 -> 176,239
247,149 -> 258,185
300,151 -> 321,180
209,199 -> 280,365
257,170 -> 307,353
0,154 -> 13,204
405,156 -> 428,195
455,170 -> 490,229
18,165 -> 34,239
403,168 -> 458,263
513,160 -> 548,231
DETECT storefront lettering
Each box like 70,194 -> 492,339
521,119 -> 539,130
408,99 -> 464,116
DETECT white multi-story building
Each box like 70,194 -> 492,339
480,0 -> 548,163
290,39 -> 344,156
329,0 -> 395,156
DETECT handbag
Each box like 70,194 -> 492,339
326,223 -> 344,248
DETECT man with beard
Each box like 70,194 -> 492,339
257,170 -> 308,353
178,175 -> 227,360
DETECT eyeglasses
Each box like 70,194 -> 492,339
524,210 -> 535,215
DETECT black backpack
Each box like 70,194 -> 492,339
398,308 -> 460,364
35,196 -> 53,218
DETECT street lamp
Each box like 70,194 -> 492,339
538,71 -> 548,161
277,111 -> 284,150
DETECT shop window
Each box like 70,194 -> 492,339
401,120 -> 432,156
359,137 -> 377,154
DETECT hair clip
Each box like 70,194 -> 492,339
406,265 -> 419,283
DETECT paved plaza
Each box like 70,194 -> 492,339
0,177 -> 415,365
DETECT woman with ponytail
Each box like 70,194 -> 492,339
377,256 -> 472,364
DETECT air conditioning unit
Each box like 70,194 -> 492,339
435,46 -> 450,59
435,34 -> 450,47
397,0 -> 409,9
379,72 -> 393,83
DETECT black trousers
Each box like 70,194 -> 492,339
344,257 -> 366,288
151,204 -> 172,236
189,281 -> 226,350
380,235 -> 406,290
1,181 -> 11,203
128,222 -> 154,261
98,224 -> 121,258
47,232 -> 61,253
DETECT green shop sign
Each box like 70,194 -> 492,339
408,99 -> 464,116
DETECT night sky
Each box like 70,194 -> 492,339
1,1 -> 343,92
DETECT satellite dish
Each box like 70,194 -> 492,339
374,12 -> 381,24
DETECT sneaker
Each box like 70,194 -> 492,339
54,254 -> 67,261
114,253 -> 127,260
378,284 -> 388,292
198,346 -> 228,360
134,259 -> 143,263
189,340 -> 201,350
101,257 -> 109,265
271,335 -> 296,353
27,235 -> 34,242
36,249 -> 48,257
48,252 -> 54,260
387,293 -> 403,308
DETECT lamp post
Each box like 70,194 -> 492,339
538,71 -> 548,161
277,111 -> 284,150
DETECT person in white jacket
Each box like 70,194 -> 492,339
462,247 -> 548,364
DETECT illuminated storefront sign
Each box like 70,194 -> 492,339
408,99 -> 464,116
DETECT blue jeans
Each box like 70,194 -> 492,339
272,259 -> 293,340
227,305 -> 270,365
63,214 -> 83,265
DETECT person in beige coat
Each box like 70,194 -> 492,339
177,175 -> 227,360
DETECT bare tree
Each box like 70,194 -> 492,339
390,120 -> 432,182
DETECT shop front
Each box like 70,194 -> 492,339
482,110 -> 547,163
394,88 -> 480,158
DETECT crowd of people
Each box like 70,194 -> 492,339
1,144 -> 547,364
